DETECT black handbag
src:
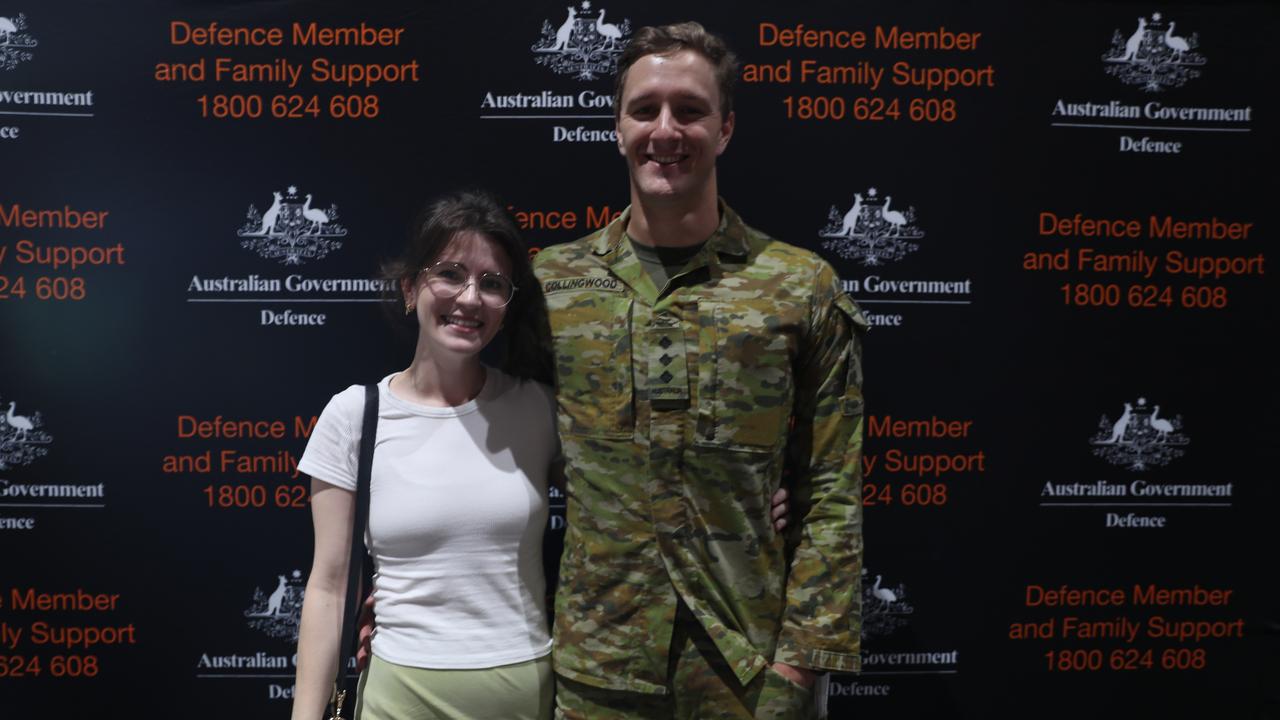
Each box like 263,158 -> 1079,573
327,383 -> 379,719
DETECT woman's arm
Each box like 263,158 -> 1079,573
290,478 -> 356,720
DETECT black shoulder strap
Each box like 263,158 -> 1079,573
330,383 -> 378,718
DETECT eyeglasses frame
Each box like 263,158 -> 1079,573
416,261 -> 519,309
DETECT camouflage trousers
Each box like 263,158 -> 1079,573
554,606 -> 814,720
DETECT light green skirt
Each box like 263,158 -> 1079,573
355,653 -> 553,720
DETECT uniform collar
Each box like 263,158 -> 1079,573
591,199 -> 751,260
593,200 -> 750,307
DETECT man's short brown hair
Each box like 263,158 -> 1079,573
613,21 -> 739,118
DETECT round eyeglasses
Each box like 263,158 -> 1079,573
419,262 -> 517,308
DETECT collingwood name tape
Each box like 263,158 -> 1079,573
543,277 -> 624,293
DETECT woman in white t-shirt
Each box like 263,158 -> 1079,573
290,190 -> 558,720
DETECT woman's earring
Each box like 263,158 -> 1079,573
405,302 -> 414,315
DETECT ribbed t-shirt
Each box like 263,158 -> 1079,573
298,368 -> 558,669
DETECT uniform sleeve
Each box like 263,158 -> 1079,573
296,385 -> 363,491
774,263 -> 869,673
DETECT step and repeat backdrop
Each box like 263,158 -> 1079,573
2,0 -> 1275,716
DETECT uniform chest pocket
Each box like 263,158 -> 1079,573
547,292 -> 634,438
696,302 -> 797,452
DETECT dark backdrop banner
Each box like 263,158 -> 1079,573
1,0 -> 1274,717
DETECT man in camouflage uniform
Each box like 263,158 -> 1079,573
533,22 -> 868,720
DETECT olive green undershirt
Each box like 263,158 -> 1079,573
628,235 -> 708,292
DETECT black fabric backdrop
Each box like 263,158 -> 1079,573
2,1 -> 1275,716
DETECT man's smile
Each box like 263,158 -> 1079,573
646,153 -> 688,165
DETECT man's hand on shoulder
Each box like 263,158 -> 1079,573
771,487 -> 790,532
355,593 -> 375,671
771,661 -> 818,689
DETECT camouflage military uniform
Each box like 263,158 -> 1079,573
534,203 -> 867,716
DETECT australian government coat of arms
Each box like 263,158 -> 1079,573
0,14 -> 37,71
0,394 -> 52,471
818,187 -> 924,267
244,570 -> 306,642
1090,397 -> 1190,471
1101,12 -> 1205,92
532,2 -> 631,80
237,186 -> 347,265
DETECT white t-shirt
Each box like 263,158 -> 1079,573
298,368 -> 558,669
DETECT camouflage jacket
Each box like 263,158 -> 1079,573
534,203 -> 868,694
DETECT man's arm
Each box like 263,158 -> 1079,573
774,262 -> 868,675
